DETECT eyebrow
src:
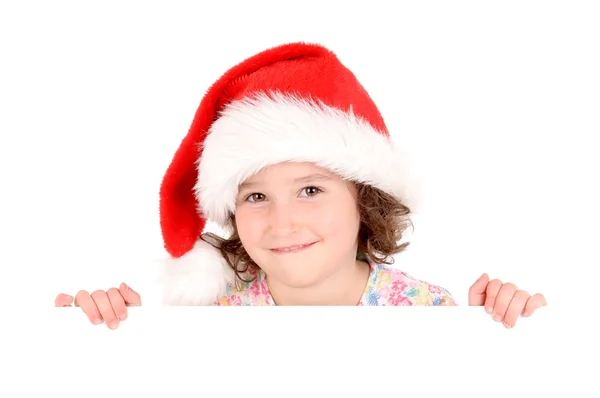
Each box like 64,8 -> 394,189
239,173 -> 333,190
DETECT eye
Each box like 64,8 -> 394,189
300,186 -> 322,197
246,193 -> 266,202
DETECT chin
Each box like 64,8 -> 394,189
261,258 -> 325,288
276,274 -> 323,289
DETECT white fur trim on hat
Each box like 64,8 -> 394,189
195,91 -> 422,229
158,238 -> 234,305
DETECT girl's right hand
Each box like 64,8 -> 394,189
54,283 -> 142,329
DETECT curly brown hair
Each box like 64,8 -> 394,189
200,182 -> 413,285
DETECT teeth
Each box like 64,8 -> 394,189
278,244 -> 305,251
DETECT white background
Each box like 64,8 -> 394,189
0,1 -> 598,396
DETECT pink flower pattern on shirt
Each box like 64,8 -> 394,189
213,262 -> 457,306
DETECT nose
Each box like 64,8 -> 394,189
268,201 -> 298,236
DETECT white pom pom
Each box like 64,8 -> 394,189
158,238 -> 234,305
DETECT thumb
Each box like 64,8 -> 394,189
468,273 -> 489,306
119,283 -> 142,306
54,293 -> 74,307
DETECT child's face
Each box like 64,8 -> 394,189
235,162 -> 361,288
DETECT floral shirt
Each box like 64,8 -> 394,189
212,261 -> 458,306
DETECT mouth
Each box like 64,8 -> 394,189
269,242 -> 317,254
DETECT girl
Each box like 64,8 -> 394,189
54,42 -> 546,328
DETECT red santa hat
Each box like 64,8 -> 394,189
158,42 -> 422,305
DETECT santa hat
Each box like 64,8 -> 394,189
158,42 -> 422,305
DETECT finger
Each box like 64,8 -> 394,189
119,283 -> 142,306
54,293 -> 73,307
74,290 -> 103,325
468,273 -> 489,306
483,279 -> 503,314
492,282 -> 518,322
107,288 -> 128,321
502,290 -> 530,329
91,290 -> 119,330
522,293 -> 547,317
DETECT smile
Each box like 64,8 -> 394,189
270,242 -> 317,254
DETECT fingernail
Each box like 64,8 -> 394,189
493,314 -> 502,322
108,322 -> 118,330
503,322 -> 512,329
485,307 -> 492,314
93,318 -> 102,325
119,313 -> 127,321
523,312 -> 530,317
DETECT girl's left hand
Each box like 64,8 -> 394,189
468,273 -> 547,328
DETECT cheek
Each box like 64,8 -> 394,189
312,200 -> 360,241
234,208 -> 262,247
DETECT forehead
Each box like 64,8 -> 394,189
241,162 -> 341,184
